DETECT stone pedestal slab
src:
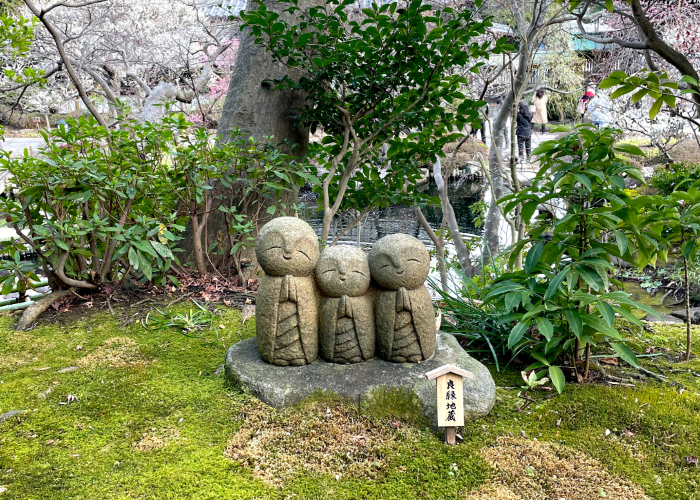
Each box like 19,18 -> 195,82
224,332 -> 495,424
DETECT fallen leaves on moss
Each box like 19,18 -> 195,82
77,337 -> 150,368
467,436 -> 647,500
224,400 -> 418,486
132,427 -> 181,451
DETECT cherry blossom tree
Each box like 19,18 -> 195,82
2,0 -> 238,124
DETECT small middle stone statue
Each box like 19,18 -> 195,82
368,233 -> 436,363
255,217 -> 320,366
316,245 -> 375,364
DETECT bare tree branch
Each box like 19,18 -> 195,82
24,0 -> 107,126
40,0 -> 109,16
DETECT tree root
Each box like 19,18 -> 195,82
637,366 -> 668,382
15,289 -> 73,331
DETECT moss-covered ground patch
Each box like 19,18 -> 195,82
1,302 -> 700,499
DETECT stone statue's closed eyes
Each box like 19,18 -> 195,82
316,246 -> 375,364
368,233 -> 436,363
255,217 -> 320,366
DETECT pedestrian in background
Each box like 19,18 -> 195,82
587,91 -> 611,128
471,104 -> 488,142
532,89 -> 548,134
516,101 -> 532,165
577,86 -> 595,121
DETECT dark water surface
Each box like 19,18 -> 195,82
298,180 -> 486,247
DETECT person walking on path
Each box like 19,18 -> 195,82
516,101 -> 533,164
587,91 -> 611,128
471,104 -> 488,142
577,86 -> 595,121
532,89 -> 548,134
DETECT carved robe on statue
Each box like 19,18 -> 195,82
375,285 -> 435,362
256,274 -> 319,366
319,294 -> 375,364
368,233 -> 436,363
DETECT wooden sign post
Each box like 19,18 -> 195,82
425,364 -> 474,445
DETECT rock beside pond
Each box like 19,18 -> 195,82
224,332 -> 496,426
645,312 -> 684,324
670,308 -> 700,324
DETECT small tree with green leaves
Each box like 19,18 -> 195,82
488,125 -> 661,393
241,0 -> 509,245
644,180 -> 700,361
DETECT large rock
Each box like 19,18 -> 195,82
225,332 -> 496,424
670,307 -> 700,324
645,312 -> 684,324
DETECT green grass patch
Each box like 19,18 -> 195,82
1,302 -> 699,498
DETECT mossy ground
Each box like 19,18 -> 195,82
1,301 -> 700,499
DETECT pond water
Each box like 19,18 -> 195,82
298,178 -> 487,247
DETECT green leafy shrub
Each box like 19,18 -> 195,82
0,112 -> 309,291
0,114 -> 185,291
490,125 -> 661,392
430,265 -> 518,371
0,248 -> 41,301
650,162 -> 700,196
161,118 -> 315,277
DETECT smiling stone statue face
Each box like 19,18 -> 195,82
255,217 -> 320,277
368,234 -> 430,290
316,246 -> 371,298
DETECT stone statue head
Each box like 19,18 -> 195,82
316,245 -> 371,298
255,217 -> 320,277
368,233 -> 430,290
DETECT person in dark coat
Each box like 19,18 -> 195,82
470,104 -> 488,142
516,101 -> 532,164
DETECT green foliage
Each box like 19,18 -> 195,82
241,0 -> 512,242
469,199 -> 488,229
0,245 -> 40,301
0,13 -> 44,87
644,179 -> 700,269
430,265 -> 520,371
160,117 -> 314,276
491,125 -> 662,392
642,179 -> 700,358
599,70 -> 696,120
0,111 -> 308,289
0,114 -> 186,290
0,13 -> 45,137
650,162 -> 700,196
142,300 -> 219,338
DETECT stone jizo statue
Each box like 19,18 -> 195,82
368,233 -> 436,363
255,217 -> 320,366
316,245 -> 375,364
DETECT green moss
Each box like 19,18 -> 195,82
362,386 -> 427,428
624,281 -> 676,316
2,303 -> 700,498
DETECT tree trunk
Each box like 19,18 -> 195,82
684,253 -> 692,362
483,56 -> 527,265
179,1 -> 313,274
481,0 -> 550,267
